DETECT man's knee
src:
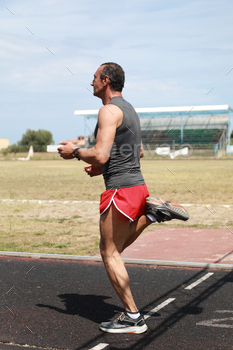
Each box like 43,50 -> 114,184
99,239 -> 122,262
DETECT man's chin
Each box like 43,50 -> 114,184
93,91 -> 99,97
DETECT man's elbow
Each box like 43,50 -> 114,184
94,145 -> 110,165
96,153 -> 109,165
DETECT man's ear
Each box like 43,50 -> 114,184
102,75 -> 110,86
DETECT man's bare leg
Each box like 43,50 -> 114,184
100,203 -> 138,312
121,215 -> 152,252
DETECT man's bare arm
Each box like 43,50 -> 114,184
58,105 -> 123,165
83,164 -> 103,177
140,141 -> 144,158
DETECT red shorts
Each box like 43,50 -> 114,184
99,184 -> 149,222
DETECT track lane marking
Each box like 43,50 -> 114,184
88,344 -> 109,350
197,310 -> 233,329
197,318 -> 233,328
185,272 -> 214,290
144,298 -> 176,319
1,199 -> 233,208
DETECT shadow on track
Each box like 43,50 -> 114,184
37,294 -> 123,324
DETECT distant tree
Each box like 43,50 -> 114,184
6,129 -> 54,153
19,129 -> 54,151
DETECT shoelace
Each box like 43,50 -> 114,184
113,312 -> 125,323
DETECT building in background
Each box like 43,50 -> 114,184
0,138 -> 9,151
74,105 -> 233,158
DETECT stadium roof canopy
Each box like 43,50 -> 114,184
74,104 -> 233,143
74,104 -> 233,117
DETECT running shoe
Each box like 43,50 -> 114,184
99,312 -> 148,334
145,196 -> 189,222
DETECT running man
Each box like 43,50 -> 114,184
58,62 -> 189,334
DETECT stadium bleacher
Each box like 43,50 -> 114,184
74,105 -> 232,156
141,128 -> 225,149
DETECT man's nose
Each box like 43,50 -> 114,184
90,80 -> 94,86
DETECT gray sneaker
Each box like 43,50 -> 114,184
145,196 -> 189,222
99,312 -> 148,334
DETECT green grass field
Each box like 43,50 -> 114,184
1,158 -> 232,203
0,159 -> 232,255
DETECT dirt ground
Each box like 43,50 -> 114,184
55,202 -> 230,228
0,159 -> 232,255
1,199 -> 232,226
0,200 -> 232,256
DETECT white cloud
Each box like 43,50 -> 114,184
1,0 -> 233,144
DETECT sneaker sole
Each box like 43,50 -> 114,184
99,324 -> 148,334
146,197 -> 189,221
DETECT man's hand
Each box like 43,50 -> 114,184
84,164 -> 103,177
58,141 -> 77,159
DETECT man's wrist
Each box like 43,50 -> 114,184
73,147 -> 81,160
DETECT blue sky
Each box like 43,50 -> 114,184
1,0 -> 233,145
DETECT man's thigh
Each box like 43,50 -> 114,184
100,203 -> 130,253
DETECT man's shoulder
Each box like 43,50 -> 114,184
98,104 -> 123,128
99,104 -> 123,118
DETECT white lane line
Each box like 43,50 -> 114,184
144,298 -> 176,320
88,344 -> 109,350
215,310 -> 233,313
197,317 -> 233,328
1,199 -> 233,208
0,199 -> 99,204
185,272 -> 214,290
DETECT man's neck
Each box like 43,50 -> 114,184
102,90 -> 122,105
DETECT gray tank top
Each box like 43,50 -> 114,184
94,96 -> 145,189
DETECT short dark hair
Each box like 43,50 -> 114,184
100,62 -> 125,92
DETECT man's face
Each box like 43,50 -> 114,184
91,66 -> 105,97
